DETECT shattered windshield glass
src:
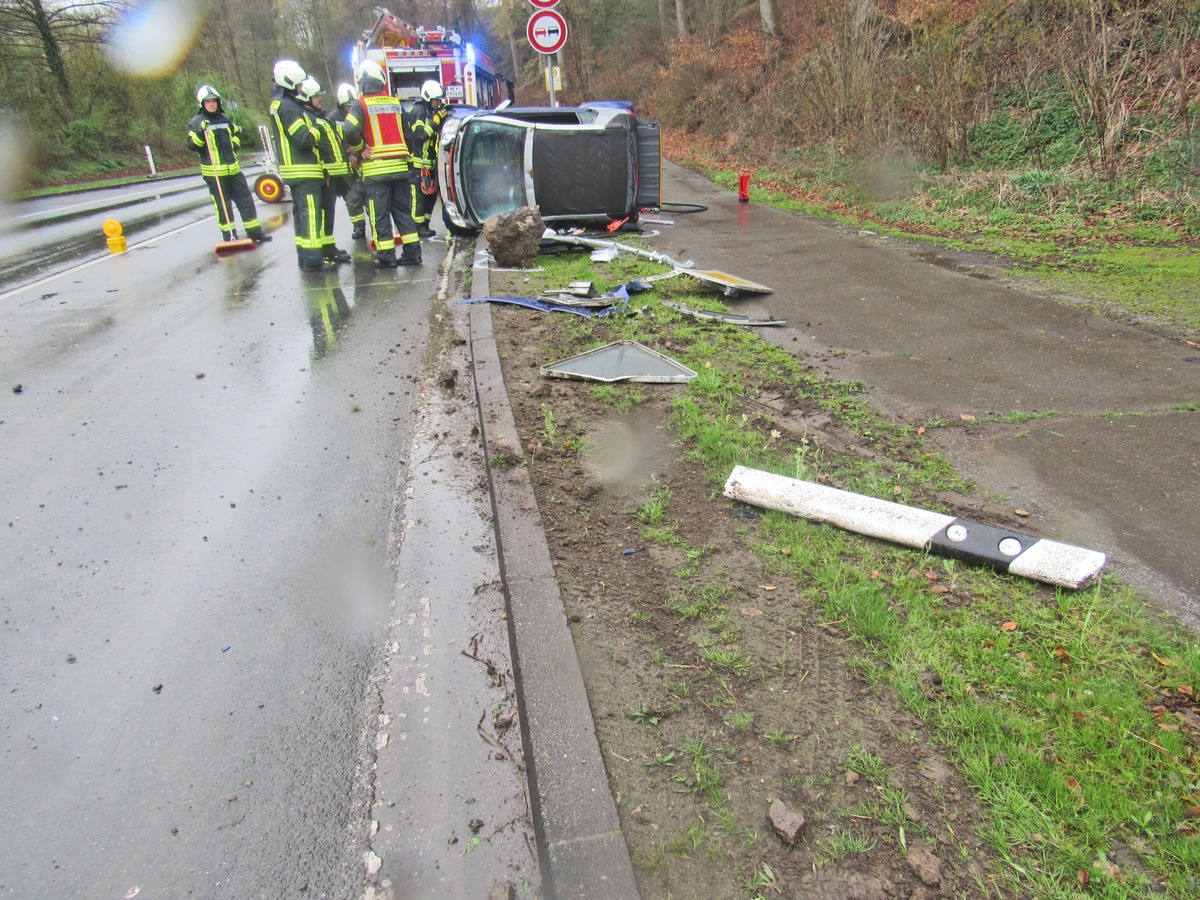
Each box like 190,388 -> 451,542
461,120 -> 528,223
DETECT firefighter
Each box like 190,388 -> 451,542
297,77 -> 351,264
403,79 -> 450,239
329,83 -> 368,241
187,85 -> 270,243
339,60 -> 421,268
268,59 -> 334,272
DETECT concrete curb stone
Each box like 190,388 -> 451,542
463,239 -> 641,900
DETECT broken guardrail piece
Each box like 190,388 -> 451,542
662,301 -> 785,326
541,231 -> 695,269
723,466 -> 1106,589
541,340 -> 697,383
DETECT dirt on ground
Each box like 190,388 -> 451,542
485,296 -> 1011,900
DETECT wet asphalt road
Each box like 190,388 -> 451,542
0,188 -> 439,897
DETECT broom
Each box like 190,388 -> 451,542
204,126 -> 257,256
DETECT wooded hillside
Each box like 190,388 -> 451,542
4,0 -> 1197,201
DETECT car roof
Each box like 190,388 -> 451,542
468,105 -> 631,126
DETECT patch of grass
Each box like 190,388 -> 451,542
729,711 -> 753,731
630,702 -> 665,726
701,644 -> 753,675
845,745 -> 888,782
740,860 -> 780,898
991,409 -> 1061,425
538,402 -> 559,447
634,480 -> 671,525
641,523 -> 680,545
762,727 -> 797,747
590,383 -> 646,413
681,734 -> 725,805
816,828 -> 875,865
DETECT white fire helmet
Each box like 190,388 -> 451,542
273,59 -> 306,91
297,77 -> 322,103
356,60 -> 385,87
420,80 -> 444,103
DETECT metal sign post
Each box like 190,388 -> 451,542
526,5 -> 567,107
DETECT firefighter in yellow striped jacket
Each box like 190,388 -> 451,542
403,80 -> 449,238
187,85 -> 270,244
328,83 -> 368,241
268,60 -> 334,272
339,60 -> 421,268
297,77 -> 351,264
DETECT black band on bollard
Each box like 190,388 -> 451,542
926,519 -> 1040,573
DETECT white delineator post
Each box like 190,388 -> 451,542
723,466 -> 1106,590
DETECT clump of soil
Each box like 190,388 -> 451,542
486,299 -> 1006,899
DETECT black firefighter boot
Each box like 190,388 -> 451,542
397,242 -> 423,266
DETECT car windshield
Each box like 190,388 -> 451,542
460,119 -> 528,222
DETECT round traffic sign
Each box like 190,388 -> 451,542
528,0 -> 560,8
527,9 -> 567,55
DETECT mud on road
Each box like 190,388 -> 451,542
485,296 -> 1006,900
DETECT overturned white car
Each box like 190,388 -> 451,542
438,103 -> 661,234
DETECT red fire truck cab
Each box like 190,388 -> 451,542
354,9 -> 509,109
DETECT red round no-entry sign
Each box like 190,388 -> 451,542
527,9 -> 567,55
528,0 -> 560,8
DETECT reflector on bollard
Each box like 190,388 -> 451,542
723,465 -> 1106,589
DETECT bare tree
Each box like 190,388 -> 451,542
759,0 -> 777,38
1055,0 -> 1143,182
658,0 -> 674,41
0,0 -> 121,117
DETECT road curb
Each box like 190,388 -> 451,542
463,240 -> 641,900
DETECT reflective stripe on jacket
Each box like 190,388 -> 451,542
312,113 -> 350,177
343,93 -> 410,179
403,100 -> 437,170
187,113 -> 242,177
269,88 -> 323,182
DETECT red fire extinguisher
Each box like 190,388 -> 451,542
738,172 -> 750,202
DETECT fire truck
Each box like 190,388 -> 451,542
352,8 -> 510,109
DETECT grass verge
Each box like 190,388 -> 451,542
497,238 -> 1200,898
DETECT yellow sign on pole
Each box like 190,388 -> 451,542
543,65 -> 562,91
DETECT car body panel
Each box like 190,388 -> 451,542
438,105 -> 659,233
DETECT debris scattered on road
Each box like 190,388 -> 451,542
663,300 -> 785,326
676,268 -> 774,297
66,654 -> 76,664
12,384 -> 23,394
541,340 -> 697,384
152,683 -> 162,693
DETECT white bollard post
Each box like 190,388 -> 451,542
723,465 -> 1106,590
144,145 -> 158,178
